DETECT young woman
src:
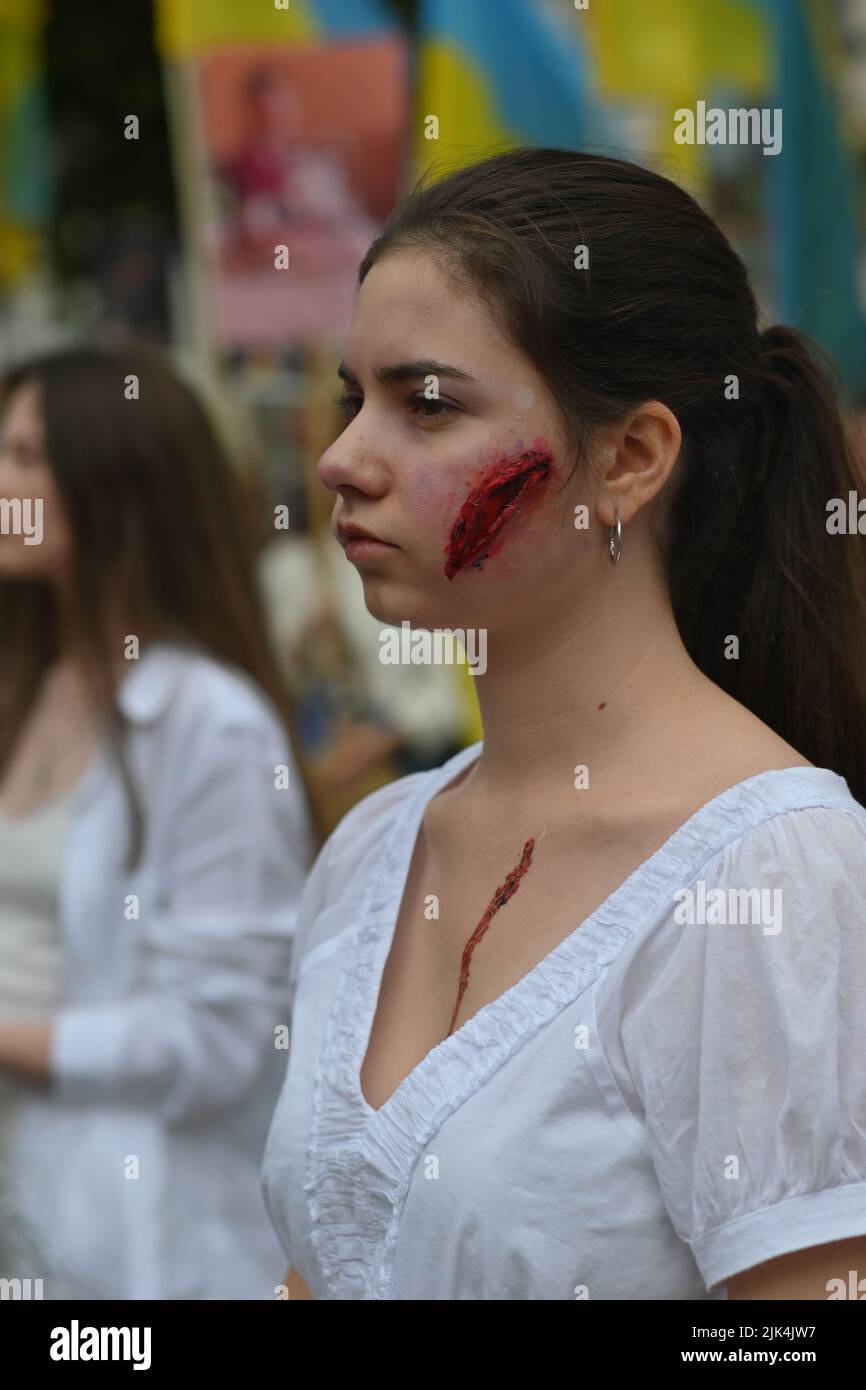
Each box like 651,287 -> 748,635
262,147 -> 866,1301
0,343 -> 318,1298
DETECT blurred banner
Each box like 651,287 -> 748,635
199,41 -> 403,346
413,0 -> 597,175
156,0 -> 396,55
155,0 -> 407,351
0,0 -> 54,290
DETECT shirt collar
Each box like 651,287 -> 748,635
115,640 -> 196,725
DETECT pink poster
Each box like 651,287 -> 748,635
196,38 -> 407,347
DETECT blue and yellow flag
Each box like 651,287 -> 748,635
764,0 -> 866,392
583,0 -> 865,387
413,0 -> 595,178
583,0 -> 772,179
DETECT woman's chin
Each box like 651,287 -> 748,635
356,567 -> 492,634
361,588 -> 445,633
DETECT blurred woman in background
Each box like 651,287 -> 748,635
0,342 -> 318,1299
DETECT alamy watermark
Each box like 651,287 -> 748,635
0,497 -> 43,544
379,620 -> 487,675
0,1276 -> 43,1299
674,880 -> 782,935
827,492 -> 865,533
674,101 -> 782,156
50,1320 -> 151,1369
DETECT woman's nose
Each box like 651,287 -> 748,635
317,430 -> 389,496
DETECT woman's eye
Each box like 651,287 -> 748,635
408,394 -> 460,420
333,391 -> 461,424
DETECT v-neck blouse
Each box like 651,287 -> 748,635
261,740 -> 866,1300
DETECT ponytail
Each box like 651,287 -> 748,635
669,323 -> 866,806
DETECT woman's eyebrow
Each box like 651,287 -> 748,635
337,358 -> 478,386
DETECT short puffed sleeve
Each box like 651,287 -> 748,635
611,804 -> 866,1292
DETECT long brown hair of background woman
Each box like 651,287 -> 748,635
0,341 -> 325,866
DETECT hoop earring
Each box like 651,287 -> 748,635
608,511 -> 623,566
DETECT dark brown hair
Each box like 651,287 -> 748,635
0,341 -> 324,862
359,146 -> 866,806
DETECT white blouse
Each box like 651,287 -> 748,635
0,787 -> 69,1020
261,739 -> 866,1300
3,641 -> 316,1299
0,789 -> 70,1281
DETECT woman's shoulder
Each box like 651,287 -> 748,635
119,639 -> 286,744
594,765 -> 866,1205
695,762 -> 866,871
642,762 -> 866,946
597,763 -> 866,1023
683,775 -> 866,952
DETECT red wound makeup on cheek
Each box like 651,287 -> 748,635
443,441 -> 556,580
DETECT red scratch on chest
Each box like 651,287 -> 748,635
447,836 -> 537,1036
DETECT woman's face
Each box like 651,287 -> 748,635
0,379 -> 74,583
319,249 -> 598,634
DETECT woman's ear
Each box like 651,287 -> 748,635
595,401 -> 681,528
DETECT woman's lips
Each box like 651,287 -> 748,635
343,536 -> 397,562
444,444 -> 555,580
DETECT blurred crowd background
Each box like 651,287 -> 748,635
2,0 -> 866,1303
3,0 -> 866,830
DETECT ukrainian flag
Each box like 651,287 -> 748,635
765,0 -> 866,391
583,0 -> 866,387
583,0 -> 772,180
584,0 -> 771,103
413,0 -> 596,178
